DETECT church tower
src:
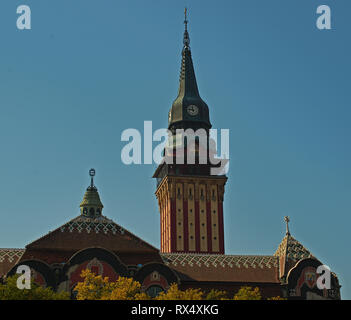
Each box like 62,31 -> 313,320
153,10 -> 227,254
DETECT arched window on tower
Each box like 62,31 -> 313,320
89,208 -> 95,217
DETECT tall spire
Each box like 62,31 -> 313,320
168,9 -> 211,132
284,216 -> 290,236
183,7 -> 190,49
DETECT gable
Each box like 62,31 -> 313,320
25,215 -> 159,254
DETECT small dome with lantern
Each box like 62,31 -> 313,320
79,169 -> 104,218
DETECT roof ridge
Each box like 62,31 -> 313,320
161,253 -> 277,258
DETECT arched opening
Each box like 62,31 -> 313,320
146,285 -> 164,298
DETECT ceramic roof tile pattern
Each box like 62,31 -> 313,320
59,215 -> 123,235
0,249 -> 25,277
161,253 -> 280,283
274,234 -> 313,262
25,214 -> 159,253
0,249 -> 25,263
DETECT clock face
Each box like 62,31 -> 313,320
187,105 -> 199,116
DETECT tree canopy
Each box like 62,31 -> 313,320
0,275 -> 69,300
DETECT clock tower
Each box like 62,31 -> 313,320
153,10 -> 227,254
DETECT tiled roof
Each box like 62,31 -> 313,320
59,215 -> 124,235
161,253 -> 280,283
24,214 -> 159,254
0,249 -> 25,277
0,249 -> 25,263
161,253 -> 278,269
274,234 -> 313,262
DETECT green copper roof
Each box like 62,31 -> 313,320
79,169 -> 104,218
274,233 -> 313,262
80,186 -> 104,209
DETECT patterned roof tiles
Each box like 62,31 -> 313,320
0,249 -> 25,263
274,234 -> 312,262
161,253 -> 279,269
160,253 -> 280,283
59,215 -> 124,235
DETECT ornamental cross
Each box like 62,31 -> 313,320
284,216 -> 290,235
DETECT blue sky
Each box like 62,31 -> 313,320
0,0 -> 350,298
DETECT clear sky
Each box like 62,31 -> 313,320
0,0 -> 350,299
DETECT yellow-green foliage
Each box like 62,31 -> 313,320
0,275 -> 69,300
233,286 -> 262,300
267,296 -> 287,300
75,269 -> 150,300
205,289 -> 228,300
155,283 -> 204,300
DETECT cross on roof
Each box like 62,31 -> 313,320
284,216 -> 290,235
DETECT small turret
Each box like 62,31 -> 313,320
80,169 -> 104,218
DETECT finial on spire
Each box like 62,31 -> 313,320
89,168 -> 96,188
183,7 -> 190,48
284,216 -> 290,235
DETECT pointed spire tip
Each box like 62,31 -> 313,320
183,7 -> 190,48
284,216 -> 290,236
89,168 -> 96,189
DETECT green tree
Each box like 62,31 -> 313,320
156,283 -> 204,300
0,275 -> 69,300
75,269 -> 150,300
267,296 -> 287,300
233,286 -> 262,300
205,289 -> 228,300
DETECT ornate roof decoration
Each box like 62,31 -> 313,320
80,169 -> 104,217
0,249 -> 25,263
274,217 -> 313,262
274,234 -> 313,261
161,253 -> 279,269
59,215 -> 124,235
80,188 -> 104,209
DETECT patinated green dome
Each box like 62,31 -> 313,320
80,169 -> 104,217
80,186 -> 104,209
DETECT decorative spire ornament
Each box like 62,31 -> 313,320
80,168 -> 103,217
183,7 -> 190,48
284,216 -> 290,236
89,168 -> 96,188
